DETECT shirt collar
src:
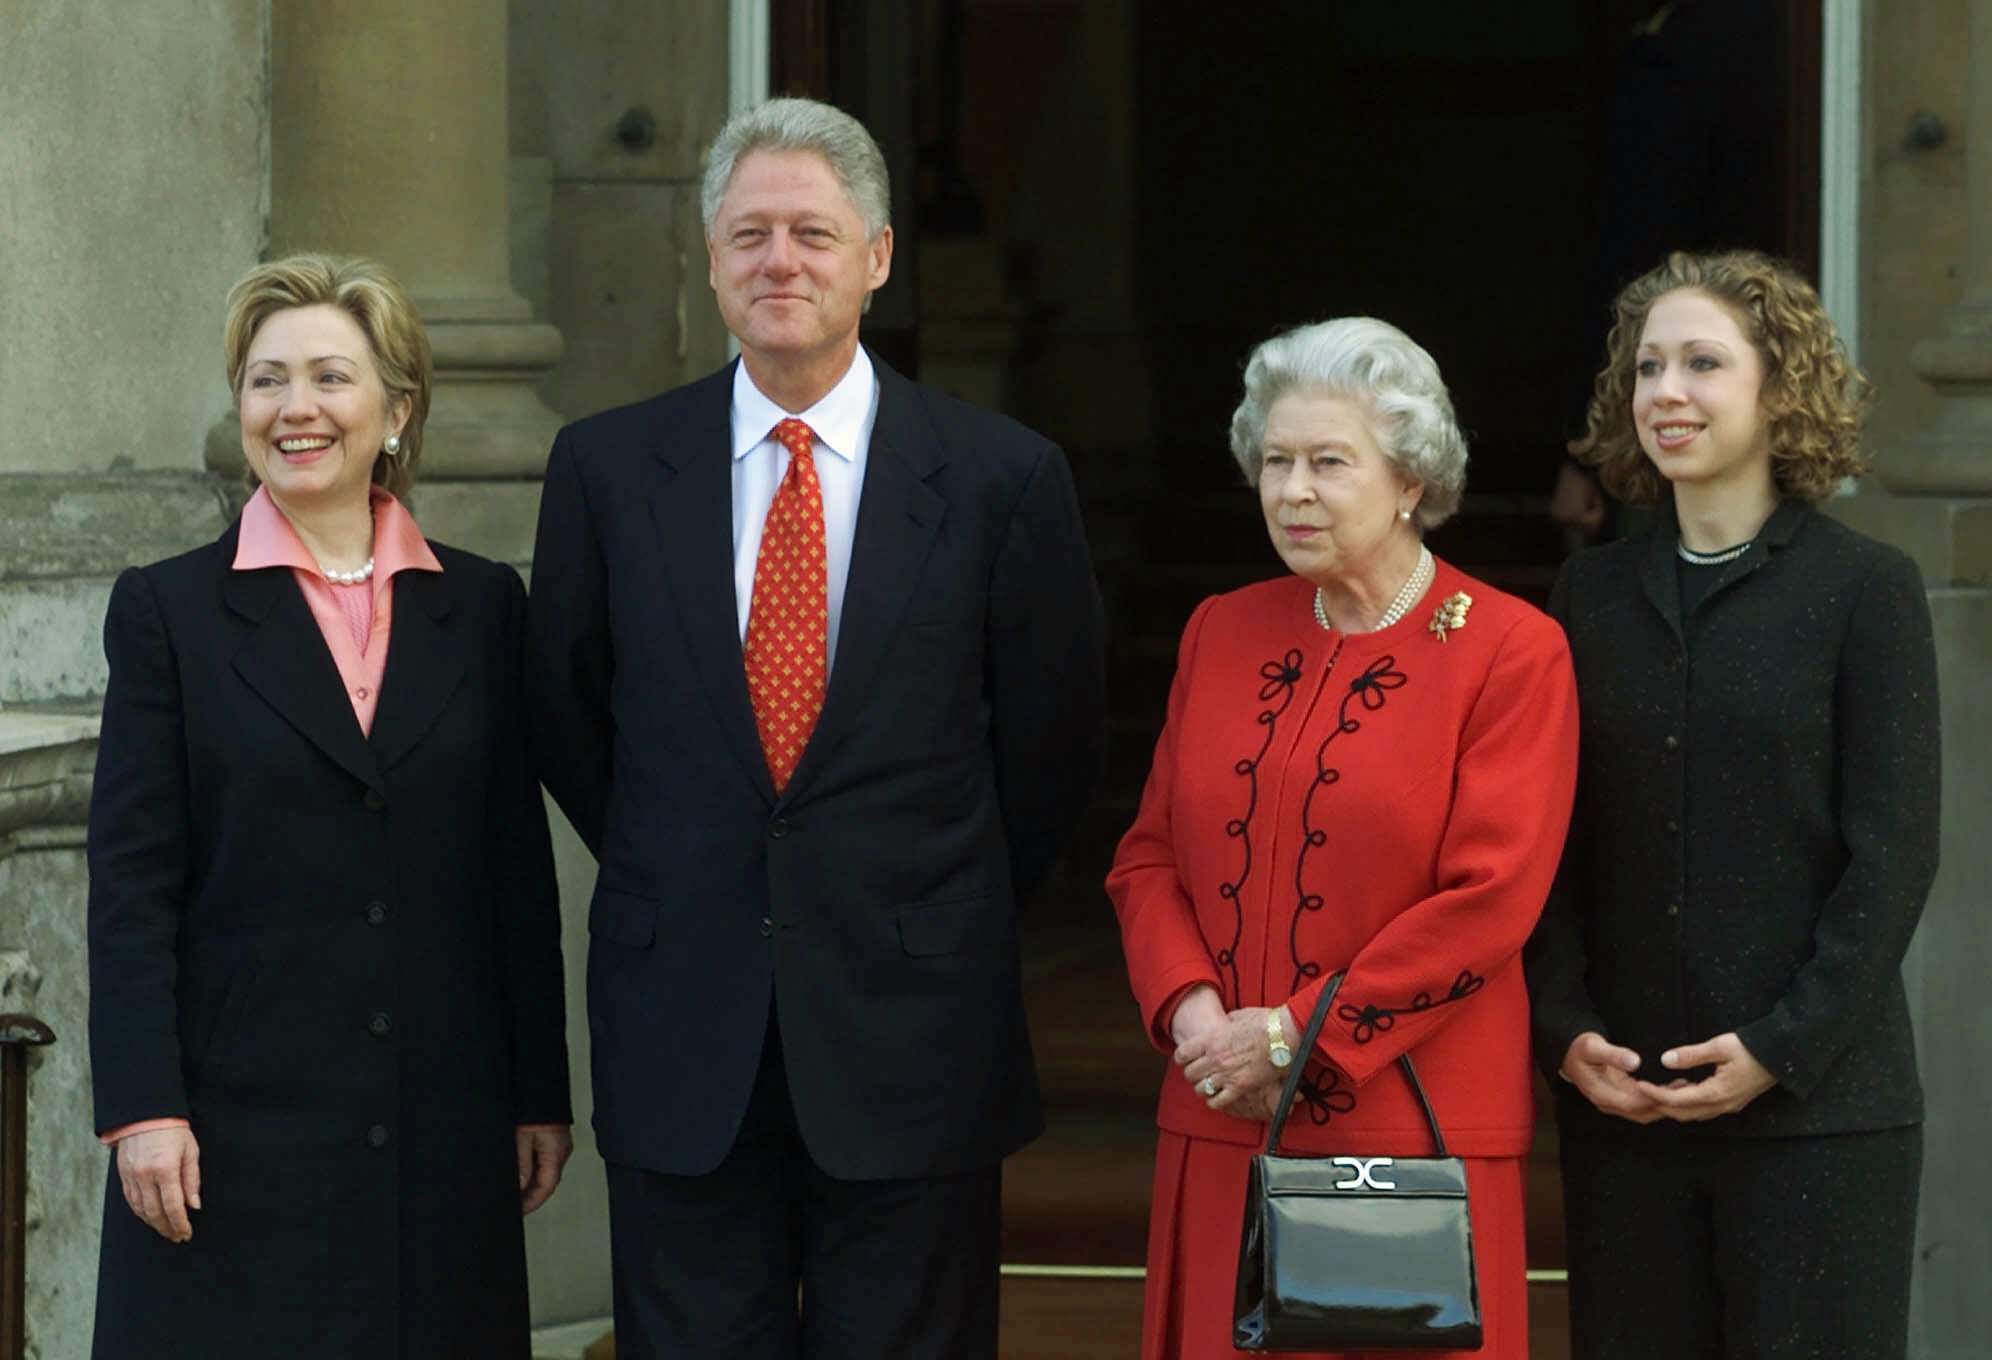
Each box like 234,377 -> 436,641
729,347 -> 875,464
233,485 -> 443,579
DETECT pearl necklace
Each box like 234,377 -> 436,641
1313,544 -> 1434,634
1675,539 -> 1753,566
322,558 -> 375,586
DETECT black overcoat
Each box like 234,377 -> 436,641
1528,502 -> 1940,1139
87,524 -> 571,1358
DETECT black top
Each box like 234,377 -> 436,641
1528,501 -> 1940,1138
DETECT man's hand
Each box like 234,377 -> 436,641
1560,1032 -> 1665,1124
517,1125 -> 575,1214
116,1126 -> 202,1242
1635,1033 -> 1777,1122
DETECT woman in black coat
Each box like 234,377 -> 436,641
87,254 -> 573,1358
1529,251 -> 1940,1359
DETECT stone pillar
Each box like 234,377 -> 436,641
1885,1 -> 1992,511
1869,8 -> 1992,1357
210,0 -> 563,519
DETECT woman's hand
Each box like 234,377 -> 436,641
516,1124 -> 574,1214
1176,1005 -> 1294,1114
115,1126 -> 202,1242
1167,984 -> 1227,1049
1560,1032 -> 1665,1124
1635,1033 -> 1777,1121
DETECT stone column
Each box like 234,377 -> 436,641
211,0 -> 563,550
1869,7 -> 1992,1357
1885,1 -> 1992,514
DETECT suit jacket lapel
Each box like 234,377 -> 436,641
647,363 -> 779,801
370,569 -> 467,772
224,561 -> 385,795
787,357 -> 947,798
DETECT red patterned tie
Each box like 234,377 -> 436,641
744,418 -> 828,793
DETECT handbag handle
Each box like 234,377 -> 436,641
1261,973 -> 1449,1158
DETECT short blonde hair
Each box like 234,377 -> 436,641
222,254 -> 433,496
1572,250 -> 1869,505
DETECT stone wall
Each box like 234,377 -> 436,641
1845,0 -> 1992,1353
1,4 -> 263,1355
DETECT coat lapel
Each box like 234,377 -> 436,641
785,357 -> 947,798
646,363 -> 779,802
224,561 -> 385,795
369,569 -> 468,772
1638,506 -> 1686,642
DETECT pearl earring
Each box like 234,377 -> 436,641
384,433 -> 402,457
1398,508 -> 1412,522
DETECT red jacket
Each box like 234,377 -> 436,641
1108,562 -> 1578,1157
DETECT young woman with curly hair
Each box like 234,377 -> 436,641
1529,250 -> 1940,1359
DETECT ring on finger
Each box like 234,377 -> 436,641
1199,1075 -> 1218,1097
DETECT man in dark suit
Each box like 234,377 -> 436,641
525,97 -> 1105,1358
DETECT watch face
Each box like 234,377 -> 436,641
1270,1048 -> 1292,1069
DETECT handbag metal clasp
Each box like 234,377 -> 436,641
1330,1156 -> 1396,1190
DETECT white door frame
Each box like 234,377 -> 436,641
729,0 -> 770,116
1820,0 -> 1863,358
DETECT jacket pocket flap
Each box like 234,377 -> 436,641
896,894 -> 997,957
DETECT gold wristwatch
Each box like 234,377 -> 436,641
1266,1010 -> 1293,1069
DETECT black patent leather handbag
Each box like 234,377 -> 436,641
1233,973 -> 1483,1351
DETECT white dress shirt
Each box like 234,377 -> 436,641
729,349 -> 878,671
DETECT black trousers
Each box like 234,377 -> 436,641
605,1024 -> 1002,1360
1559,1122 -> 1920,1360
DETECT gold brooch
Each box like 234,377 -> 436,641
1428,591 -> 1472,642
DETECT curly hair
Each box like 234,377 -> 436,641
223,253 -> 432,497
1571,250 -> 1870,505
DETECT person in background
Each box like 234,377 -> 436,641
1551,0 -> 1789,547
88,253 -> 572,1359
1109,316 -> 1579,1359
1530,250 -> 1939,1359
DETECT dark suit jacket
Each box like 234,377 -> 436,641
1528,502 -> 1940,1139
526,353 -> 1105,1180
87,526 -> 570,1356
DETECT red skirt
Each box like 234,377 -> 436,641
1141,1131 -> 1528,1360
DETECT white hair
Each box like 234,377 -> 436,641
701,97 -> 890,240
1228,317 -> 1468,530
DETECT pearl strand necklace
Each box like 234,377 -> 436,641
322,558 -> 375,586
1675,539 -> 1753,566
1313,544 -> 1434,634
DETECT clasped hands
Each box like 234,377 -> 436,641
1560,1030 -> 1777,1125
1170,983 -> 1295,1125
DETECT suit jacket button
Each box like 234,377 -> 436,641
1666,901 -> 1681,917
366,1124 -> 390,1148
368,1011 -> 392,1038
761,917 -> 774,937
768,817 -> 789,839
364,789 -> 387,812
1662,734 -> 1680,753
364,901 -> 388,926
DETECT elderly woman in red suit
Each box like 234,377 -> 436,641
1109,317 -> 1579,1359
87,254 -> 572,1358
